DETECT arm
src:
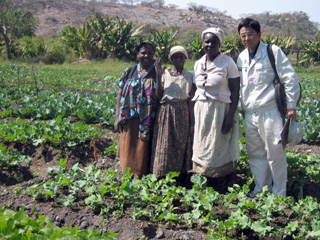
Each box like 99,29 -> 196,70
114,88 -> 123,131
154,58 -> 164,100
188,83 -> 196,136
222,77 -> 240,134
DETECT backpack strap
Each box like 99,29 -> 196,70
267,44 -> 286,125
267,44 -> 281,85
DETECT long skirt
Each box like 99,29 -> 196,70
151,101 -> 192,177
192,99 -> 239,178
117,117 -> 151,176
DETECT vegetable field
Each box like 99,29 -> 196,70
0,62 -> 320,240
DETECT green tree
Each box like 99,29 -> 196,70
12,36 -> 45,59
0,0 -> 37,59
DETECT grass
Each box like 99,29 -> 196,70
295,65 -> 320,78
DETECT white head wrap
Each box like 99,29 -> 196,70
201,27 -> 225,45
168,46 -> 188,60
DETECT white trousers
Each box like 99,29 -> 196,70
245,107 -> 287,196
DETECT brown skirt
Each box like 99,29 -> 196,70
117,118 -> 151,176
151,101 -> 192,177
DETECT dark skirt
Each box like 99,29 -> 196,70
151,101 -> 192,177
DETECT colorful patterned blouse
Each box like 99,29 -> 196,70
117,64 -> 157,140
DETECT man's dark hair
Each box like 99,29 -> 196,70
237,18 -> 261,34
135,40 -> 156,54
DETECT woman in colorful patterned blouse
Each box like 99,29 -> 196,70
115,41 -> 158,177
192,27 -> 240,186
151,46 -> 195,184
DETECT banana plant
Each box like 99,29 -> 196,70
59,25 -> 82,57
59,14 -> 144,60
221,32 -> 244,61
262,34 -> 296,55
149,28 -> 179,63
299,37 -> 320,66
186,35 -> 203,60
104,16 -> 144,60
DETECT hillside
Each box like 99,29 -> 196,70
23,0 -> 319,39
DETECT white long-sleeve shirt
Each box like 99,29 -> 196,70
237,41 -> 300,112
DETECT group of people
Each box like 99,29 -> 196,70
114,18 -> 301,197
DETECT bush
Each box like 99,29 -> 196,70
40,38 -> 74,64
11,36 -> 46,59
41,51 -> 66,64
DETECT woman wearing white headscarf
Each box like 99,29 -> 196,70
151,46 -> 195,182
192,27 -> 240,182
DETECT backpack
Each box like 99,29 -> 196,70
267,44 -> 302,125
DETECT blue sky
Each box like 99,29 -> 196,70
164,0 -> 320,24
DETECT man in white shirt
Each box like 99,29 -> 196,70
237,18 -> 300,197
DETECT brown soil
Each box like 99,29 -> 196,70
0,128 -> 319,240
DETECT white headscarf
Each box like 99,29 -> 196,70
201,27 -> 225,45
168,46 -> 188,60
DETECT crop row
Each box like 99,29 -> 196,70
0,144 -> 31,169
0,87 -> 116,125
0,65 -> 119,93
0,117 -> 105,147
15,159 -> 320,239
297,97 -> 320,141
299,77 -> 320,98
0,90 -> 319,141
1,74 -> 319,142
0,208 -> 117,240
2,135 -> 318,200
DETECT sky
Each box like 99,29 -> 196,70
164,0 -> 320,24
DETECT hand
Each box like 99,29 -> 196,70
222,115 -> 233,134
241,110 -> 245,119
154,58 -> 164,77
287,109 -> 297,121
114,119 -> 123,132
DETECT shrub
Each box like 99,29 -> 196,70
12,36 -> 46,59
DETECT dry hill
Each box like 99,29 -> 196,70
22,0 -> 319,39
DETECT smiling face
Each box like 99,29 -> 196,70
203,33 -> 220,59
137,46 -> 155,68
239,26 -> 261,53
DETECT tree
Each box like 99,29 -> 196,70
0,0 -> 37,59
140,0 -> 165,9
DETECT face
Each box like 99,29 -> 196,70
170,53 -> 186,69
137,46 -> 155,66
239,27 -> 261,52
203,33 -> 220,58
